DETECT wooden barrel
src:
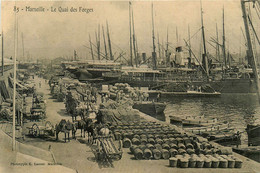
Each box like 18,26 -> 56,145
139,144 -> 146,151
169,138 -> 177,144
152,149 -> 162,160
186,143 -> 194,149
146,143 -> 155,151
176,137 -> 183,144
155,138 -> 163,144
125,132 -> 134,140
169,148 -> 178,157
148,138 -> 155,145
228,158 -> 235,168
178,143 -> 186,149
203,149 -> 212,155
162,134 -> 168,139
183,137 -> 192,145
169,143 -> 178,150
133,134 -> 140,140
154,134 -> 161,139
204,159 -> 212,168
211,158 -> 219,168
163,138 -> 170,144
140,134 -> 147,139
203,142 -> 211,149
189,157 -> 197,168
234,158 -> 242,168
180,158 -> 189,168
143,149 -> 152,160
162,143 -> 170,150
140,138 -> 147,145
134,148 -> 143,160
196,158 -> 204,168
173,133 -> 180,137
219,159 -> 228,168
123,138 -> 132,148
132,138 -> 141,145
147,134 -> 154,139
161,149 -> 170,159
154,143 -> 162,150
169,157 -> 178,167
130,145 -> 139,154
186,148 -> 195,155
167,134 -> 174,138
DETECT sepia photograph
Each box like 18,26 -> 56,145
0,0 -> 260,172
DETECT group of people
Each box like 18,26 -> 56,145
100,93 -> 110,103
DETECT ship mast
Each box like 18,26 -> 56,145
216,23 -> 220,62
222,7 -> 227,69
74,50 -> 77,61
188,25 -> 192,59
166,27 -> 169,66
200,1 -> 209,79
176,26 -> 179,44
241,0 -> 260,100
106,21 -> 113,61
22,32 -> 24,60
89,34 -> 94,61
102,25 -> 108,60
1,30 -> 3,76
129,2 -> 133,66
97,25 -> 101,60
151,3 -> 157,69
157,33 -> 161,61
12,6 -> 18,151
132,8 -> 138,67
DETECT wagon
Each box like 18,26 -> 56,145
27,108 -> 46,121
27,121 -> 55,137
94,136 -> 123,167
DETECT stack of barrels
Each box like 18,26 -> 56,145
169,153 -> 243,168
111,121 -> 235,161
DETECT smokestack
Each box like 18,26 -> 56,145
142,53 -> 146,62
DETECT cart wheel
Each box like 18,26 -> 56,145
32,123 -> 40,137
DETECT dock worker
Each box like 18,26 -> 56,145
144,92 -> 149,101
105,93 -> 109,102
91,95 -> 96,103
157,93 -> 161,102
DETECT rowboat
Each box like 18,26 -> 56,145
169,115 -> 218,127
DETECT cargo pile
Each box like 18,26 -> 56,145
108,83 -> 149,102
110,120 -> 242,168
168,153 -> 242,168
97,100 -> 140,124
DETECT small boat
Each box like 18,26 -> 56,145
160,90 -> 221,97
207,131 -> 241,146
184,122 -> 231,134
233,146 -> 260,163
169,115 -> 218,127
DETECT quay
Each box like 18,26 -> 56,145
1,75 -> 260,173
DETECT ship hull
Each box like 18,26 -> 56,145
117,78 -> 256,94
246,124 -> 260,146
133,101 -> 166,120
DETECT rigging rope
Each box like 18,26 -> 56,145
186,27 -> 202,43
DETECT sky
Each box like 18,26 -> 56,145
1,0 -> 259,62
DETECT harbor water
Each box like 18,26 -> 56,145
162,94 -> 260,146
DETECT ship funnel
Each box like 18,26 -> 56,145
142,53 -> 146,62
152,52 -> 157,69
